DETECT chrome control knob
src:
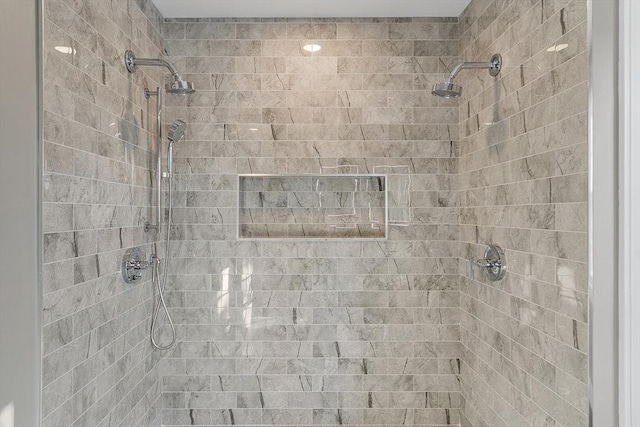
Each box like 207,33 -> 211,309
476,244 -> 507,282
122,247 -> 149,284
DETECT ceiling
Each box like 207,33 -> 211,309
152,0 -> 472,19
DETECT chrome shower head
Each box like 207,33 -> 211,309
165,79 -> 195,95
168,120 -> 187,143
432,53 -> 502,98
432,82 -> 463,98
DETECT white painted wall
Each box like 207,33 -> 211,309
619,0 -> 640,424
0,0 -> 42,426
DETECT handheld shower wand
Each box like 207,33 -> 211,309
150,120 -> 187,351
166,120 -> 187,177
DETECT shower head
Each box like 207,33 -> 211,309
124,50 -> 195,95
168,120 -> 187,143
432,53 -> 502,99
432,81 -> 463,98
165,79 -> 195,95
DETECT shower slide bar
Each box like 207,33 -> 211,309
144,87 -> 162,234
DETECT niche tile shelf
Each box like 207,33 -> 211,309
238,174 -> 388,239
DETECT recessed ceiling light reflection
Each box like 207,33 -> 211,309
547,43 -> 569,52
303,44 -> 322,53
54,46 -> 76,54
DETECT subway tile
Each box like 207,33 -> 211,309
237,23 -> 287,39
184,22 -> 236,39
287,23 -> 337,39
41,8 -> 589,427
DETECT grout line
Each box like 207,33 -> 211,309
460,323 -> 588,420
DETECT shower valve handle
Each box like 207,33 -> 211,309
475,244 -> 507,282
122,247 -> 148,284
476,259 -> 502,269
127,259 -> 150,270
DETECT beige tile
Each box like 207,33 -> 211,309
237,23 -> 287,39
184,22 -> 236,39
287,23 -> 337,40
338,23 -> 389,40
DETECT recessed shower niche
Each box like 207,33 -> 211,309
238,174 -> 388,239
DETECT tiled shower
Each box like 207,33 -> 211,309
40,0 -> 588,426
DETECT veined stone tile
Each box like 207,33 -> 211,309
42,7 -> 588,427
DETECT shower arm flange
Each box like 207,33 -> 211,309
447,54 -> 502,82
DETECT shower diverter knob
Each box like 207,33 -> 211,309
122,247 -> 148,284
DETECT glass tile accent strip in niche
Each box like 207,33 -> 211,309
238,175 -> 388,239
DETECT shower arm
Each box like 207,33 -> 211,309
124,50 -> 183,81
447,61 -> 497,82
135,58 -> 181,79
446,54 -> 503,82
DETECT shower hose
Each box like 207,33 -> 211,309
150,168 -> 176,350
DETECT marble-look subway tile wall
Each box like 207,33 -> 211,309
42,0 -> 168,425
161,18 -> 463,426
456,0 -> 588,426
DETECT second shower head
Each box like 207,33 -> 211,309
432,53 -> 502,99
432,81 -> 464,99
165,80 -> 195,95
